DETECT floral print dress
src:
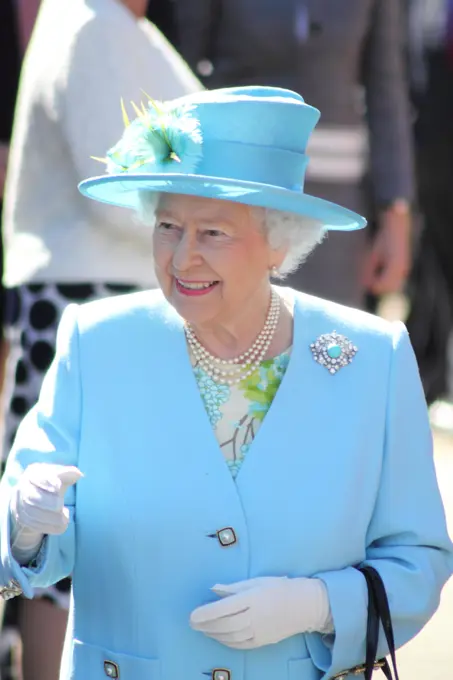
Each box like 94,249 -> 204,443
191,348 -> 292,478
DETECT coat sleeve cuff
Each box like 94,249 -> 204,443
1,490 -> 74,600
306,567 -> 368,679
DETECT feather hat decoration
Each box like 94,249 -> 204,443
95,96 -> 203,176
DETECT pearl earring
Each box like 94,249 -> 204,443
270,266 -> 280,278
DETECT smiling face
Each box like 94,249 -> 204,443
153,194 -> 286,329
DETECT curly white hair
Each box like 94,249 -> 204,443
137,191 -> 325,277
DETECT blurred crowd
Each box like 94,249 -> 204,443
1,1 -> 453,679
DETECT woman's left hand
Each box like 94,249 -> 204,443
190,576 -> 332,649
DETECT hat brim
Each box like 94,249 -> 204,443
78,173 -> 367,231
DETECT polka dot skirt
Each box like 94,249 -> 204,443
1,282 -> 142,609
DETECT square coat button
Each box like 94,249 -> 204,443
104,661 -> 119,678
217,528 -> 237,547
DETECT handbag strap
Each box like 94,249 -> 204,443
365,567 -> 400,680
362,567 -> 380,680
358,566 -> 400,680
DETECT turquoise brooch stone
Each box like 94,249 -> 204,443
310,331 -> 358,374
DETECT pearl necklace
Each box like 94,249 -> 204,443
185,289 -> 281,385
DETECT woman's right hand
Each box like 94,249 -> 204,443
10,463 -> 83,536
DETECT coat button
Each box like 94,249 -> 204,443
104,661 -> 119,678
213,669 -> 231,680
217,527 -> 237,547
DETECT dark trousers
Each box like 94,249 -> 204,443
406,175 -> 453,404
406,50 -> 453,403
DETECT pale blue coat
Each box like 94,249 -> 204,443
0,289 -> 452,680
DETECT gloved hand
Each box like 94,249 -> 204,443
10,463 -> 83,564
190,576 -> 333,650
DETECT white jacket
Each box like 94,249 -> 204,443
3,0 -> 203,287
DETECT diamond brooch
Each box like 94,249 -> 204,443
310,331 -> 358,375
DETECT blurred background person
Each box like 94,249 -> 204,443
0,0 -> 27,395
0,0 -> 202,678
405,0 -> 453,430
0,2 -> 41,678
169,0 -> 415,309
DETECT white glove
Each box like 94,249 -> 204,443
10,463 -> 83,564
190,576 -> 333,650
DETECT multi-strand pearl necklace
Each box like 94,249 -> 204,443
185,289 -> 281,386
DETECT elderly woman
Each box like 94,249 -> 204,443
0,86 -> 451,680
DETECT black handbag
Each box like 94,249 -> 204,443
357,565 -> 400,680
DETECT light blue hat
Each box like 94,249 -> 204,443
78,86 -> 367,231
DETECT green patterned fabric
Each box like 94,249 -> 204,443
192,349 -> 291,478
